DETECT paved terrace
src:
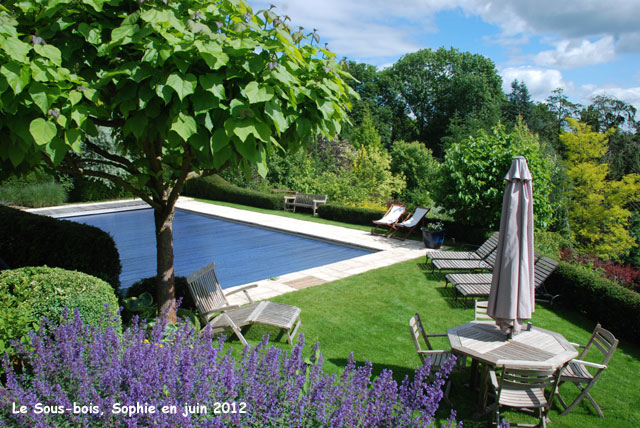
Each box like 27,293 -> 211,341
30,197 -> 426,305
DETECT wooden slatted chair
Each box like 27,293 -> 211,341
387,206 -> 431,240
431,248 -> 497,277
426,232 -> 499,262
490,366 -> 564,428
556,323 -> 618,417
187,262 -> 302,346
409,313 -> 460,402
449,257 -> 559,304
474,300 -> 492,322
371,203 -> 406,236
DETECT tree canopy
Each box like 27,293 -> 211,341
1,0 -> 356,318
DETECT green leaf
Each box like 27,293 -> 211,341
68,90 -> 83,106
34,44 -> 62,66
211,127 -> 229,154
170,113 -> 197,141
233,135 -> 261,162
244,81 -> 274,104
65,128 -> 83,153
199,74 -> 225,99
7,144 -> 25,167
111,24 -> 137,44
2,37 -> 30,63
1,62 -> 30,94
265,101 -> 289,134
29,118 -> 57,146
77,23 -> 102,44
28,82 -> 50,114
165,73 -> 197,101
124,113 -> 148,139
296,117 -> 311,140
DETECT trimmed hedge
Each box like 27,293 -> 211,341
0,266 -> 121,359
0,206 -> 122,289
546,262 -> 640,343
183,175 -> 283,210
317,203 -> 386,226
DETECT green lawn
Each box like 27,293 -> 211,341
227,258 -> 640,428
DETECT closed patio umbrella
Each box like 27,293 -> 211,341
487,156 -> 535,336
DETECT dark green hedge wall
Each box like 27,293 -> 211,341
0,206 -> 121,290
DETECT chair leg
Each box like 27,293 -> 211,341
559,381 -> 603,417
218,313 -> 248,347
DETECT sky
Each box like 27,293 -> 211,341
247,0 -> 640,111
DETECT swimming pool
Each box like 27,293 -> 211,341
64,208 -> 373,290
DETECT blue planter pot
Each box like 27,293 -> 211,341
422,230 -> 445,249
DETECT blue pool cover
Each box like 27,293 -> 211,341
64,208 -> 372,290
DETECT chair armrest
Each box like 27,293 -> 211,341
570,359 -> 607,370
569,342 -> 586,349
203,305 -> 240,321
426,333 -> 448,338
488,368 -> 499,390
225,284 -> 258,304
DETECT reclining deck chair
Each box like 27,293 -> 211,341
431,248 -> 497,277
448,257 -> 559,304
371,203 -> 406,236
187,262 -> 302,346
387,206 -> 430,240
426,232 -> 499,263
556,323 -> 618,418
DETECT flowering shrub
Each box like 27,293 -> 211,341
1,311 -> 460,427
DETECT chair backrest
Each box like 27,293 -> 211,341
483,248 -> 497,267
409,313 -> 434,359
186,262 -> 229,315
476,232 -> 500,258
497,366 -> 559,403
579,323 -> 619,366
474,300 -> 492,321
383,204 -> 406,222
402,206 -> 430,227
534,257 -> 559,288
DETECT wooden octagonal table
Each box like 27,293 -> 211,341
448,321 -> 577,369
447,321 -> 578,413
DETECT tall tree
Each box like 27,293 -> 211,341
504,79 -> 534,126
0,0 -> 355,320
390,47 -> 504,156
561,119 -> 640,260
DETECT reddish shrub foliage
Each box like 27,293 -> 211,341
560,248 -> 640,293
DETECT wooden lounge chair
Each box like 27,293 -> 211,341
431,248 -> 497,276
371,203 -> 406,236
449,257 -> 559,304
426,232 -> 499,263
387,206 -> 430,240
556,323 -> 618,418
490,366 -> 564,428
186,262 -> 302,346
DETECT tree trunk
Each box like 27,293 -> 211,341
154,205 -> 177,322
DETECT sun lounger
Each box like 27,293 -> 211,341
426,232 -> 499,263
371,203 -> 406,236
387,206 -> 430,240
187,262 -> 302,346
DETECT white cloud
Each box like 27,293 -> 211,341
500,66 -> 569,102
533,36 -> 616,69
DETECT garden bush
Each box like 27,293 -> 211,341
183,175 -> 283,210
317,203 -> 386,226
0,181 -> 67,207
0,311 -> 461,428
0,206 -> 121,289
546,262 -> 640,343
68,176 -> 133,202
0,266 -> 121,362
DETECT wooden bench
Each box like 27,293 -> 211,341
283,192 -> 327,216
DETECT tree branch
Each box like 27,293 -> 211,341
89,116 -> 126,128
84,140 -> 135,171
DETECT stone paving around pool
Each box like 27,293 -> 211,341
30,197 -> 427,305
